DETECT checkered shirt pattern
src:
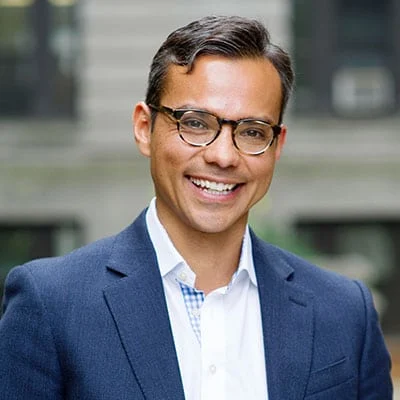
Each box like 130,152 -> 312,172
179,281 -> 205,344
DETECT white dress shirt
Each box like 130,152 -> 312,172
146,198 -> 268,400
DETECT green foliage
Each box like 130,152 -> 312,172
251,223 -> 319,261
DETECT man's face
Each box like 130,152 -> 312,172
134,55 -> 286,237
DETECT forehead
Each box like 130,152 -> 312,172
161,55 -> 282,120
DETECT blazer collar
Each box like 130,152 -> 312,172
251,231 -> 315,400
104,210 -> 185,400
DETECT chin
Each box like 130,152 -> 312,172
188,214 -> 243,235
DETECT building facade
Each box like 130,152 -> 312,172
1,0 -> 399,338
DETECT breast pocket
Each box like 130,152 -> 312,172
305,357 -> 356,398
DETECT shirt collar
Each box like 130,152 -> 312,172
146,198 -> 185,278
237,224 -> 258,287
145,197 -> 258,288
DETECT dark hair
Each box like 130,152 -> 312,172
145,15 -> 294,123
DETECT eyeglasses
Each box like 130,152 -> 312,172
148,104 -> 281,155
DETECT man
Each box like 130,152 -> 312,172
0,16 -> 393,400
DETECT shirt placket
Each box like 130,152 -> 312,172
200,290 -> 227,400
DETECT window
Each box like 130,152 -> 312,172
0,220 -> 82,298
292,0 -> 400,117
296,218 -> 400,334
0,0 -> 79,118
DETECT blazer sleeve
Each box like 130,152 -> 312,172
0,265 -> 63,400
355,280 -> 393,399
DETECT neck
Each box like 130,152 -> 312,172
182,231 -> 244,294
158,214 -> 246,295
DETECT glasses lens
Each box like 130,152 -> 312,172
234,121 -> 274,154
179,111 -> 219,145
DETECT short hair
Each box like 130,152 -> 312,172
145,15 -> 294,123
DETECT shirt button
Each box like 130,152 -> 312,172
191,308 -> 200,317
209,364 -> 217,375
178,272 -> 187,282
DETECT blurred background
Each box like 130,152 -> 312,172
0,0 -> 399,394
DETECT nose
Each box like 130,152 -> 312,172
202,125 -> 240,168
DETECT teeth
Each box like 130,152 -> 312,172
190,178 -> 237,193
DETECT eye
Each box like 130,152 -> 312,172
180,114 -> 210,131
239,127 -> 267,139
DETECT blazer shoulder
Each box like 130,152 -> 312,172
252,232 -> 367,301
20,233 -> 117,278
13,210 -> 149,282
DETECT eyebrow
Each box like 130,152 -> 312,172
174,104 -> 275,125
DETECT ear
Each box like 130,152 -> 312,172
274,124 -> 287,161
133,101 -> 152,158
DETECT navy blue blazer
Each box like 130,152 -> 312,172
0,210 -> 393,399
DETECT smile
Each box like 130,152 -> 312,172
190,177 -> 239,195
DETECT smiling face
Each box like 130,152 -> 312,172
134,55 -> 286,240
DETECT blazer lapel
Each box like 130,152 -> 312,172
252,232 -> 315,400
103,212 -> 185,400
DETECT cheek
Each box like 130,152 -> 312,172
150,139 -> 183,185
151,127 -> 185,161
253,160 -> 276,191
